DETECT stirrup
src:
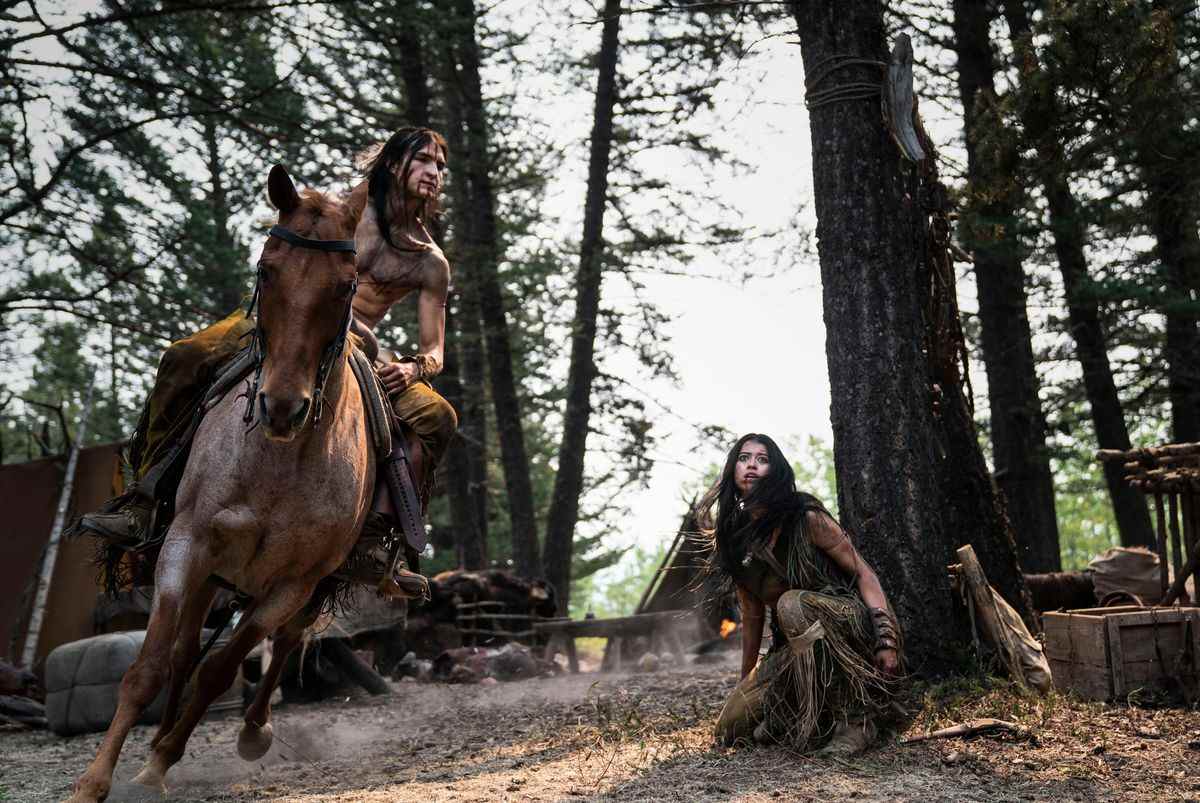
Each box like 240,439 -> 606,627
332,514 -> 429,600
76,495 -> 154,549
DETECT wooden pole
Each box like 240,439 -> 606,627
955,545 -> 1028,689
1169,494 -> 1185,593
1183,493 -> 1195,604
1162,549 -> 1200,607
1155,494 -> 1170,603
21,381 -> 95,667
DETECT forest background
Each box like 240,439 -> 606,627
2,0 -> 1196,619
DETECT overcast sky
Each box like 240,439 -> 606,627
578,29 -> 836,562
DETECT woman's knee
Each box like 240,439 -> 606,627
775,590 -> 822,634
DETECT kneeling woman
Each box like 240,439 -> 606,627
702,434 -> 903,753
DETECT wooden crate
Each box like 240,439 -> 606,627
1043,606 -> 1200,701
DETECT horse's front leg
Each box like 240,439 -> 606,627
131,582 -> 315,790
237,603 -> 320,760
149,580 -> 219,751
67,542 -> 208,803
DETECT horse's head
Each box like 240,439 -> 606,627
253,165 -> 358,442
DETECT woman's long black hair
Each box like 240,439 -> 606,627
696,433 -> 820,579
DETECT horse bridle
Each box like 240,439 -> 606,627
243,225 -> 358,427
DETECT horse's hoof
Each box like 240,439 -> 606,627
130,764 -> 168,795
237,721 -> 274,761
64,777 -> 108,803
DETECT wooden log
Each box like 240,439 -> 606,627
1123,456 -> 1200,474
0,694 -> 47,728
1098,443 -> 1200,464
322,638 -> 390,696
1155,494 -> 1170,602
900,718 -> 1029,744
1133,476 -> 1200,494
1136,467 -> 1200,482
955,545 -> 1028,689
533,610 -> 684,639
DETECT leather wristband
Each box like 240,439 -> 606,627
870,607 -> 899,653
396,353 -> 441,383
411,353 -> 439,382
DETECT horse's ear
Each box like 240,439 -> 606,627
267,164 -> 300,214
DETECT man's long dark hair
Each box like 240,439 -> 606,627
357,126 -> 447,249
696,433 -> 817,578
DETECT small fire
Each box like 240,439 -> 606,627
719,619 -> 737,639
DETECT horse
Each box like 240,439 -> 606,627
68,165 -> 374,803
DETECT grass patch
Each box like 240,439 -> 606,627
905,672 -> 1064,737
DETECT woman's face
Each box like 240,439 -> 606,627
734,439 -> 770,497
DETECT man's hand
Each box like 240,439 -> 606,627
874,647 -> 900,677
378,361 -> 419,395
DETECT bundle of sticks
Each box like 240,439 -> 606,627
1098,442 -> 1200,606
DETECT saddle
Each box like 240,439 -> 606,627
135,342 -> 426,556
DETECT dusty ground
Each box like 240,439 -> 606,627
2,656 -> 1198,802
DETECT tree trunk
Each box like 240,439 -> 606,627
395,12 -> 487,568
201,115 -> 241,314
449,0 -> 540,576
950,0 -> 1060,572
1005,1 -> 1155,548
437,304 -> 488,569
440,39 -> 490,569
541,0 -> 622,616
394,0 -> 432,128
788,0 -> 1026,674
1136,1 -> 1200,443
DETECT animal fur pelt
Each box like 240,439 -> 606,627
1022,571 -> 1095,612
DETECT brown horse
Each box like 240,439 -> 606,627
68,166 -> 374,803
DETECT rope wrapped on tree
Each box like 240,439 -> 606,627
802,35 -> 926,163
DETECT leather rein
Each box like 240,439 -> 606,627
242,225 -> 358,426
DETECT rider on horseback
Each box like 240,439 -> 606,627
78,128 -> 457,598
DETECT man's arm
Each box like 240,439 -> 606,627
737,587 -> 765,680
377,254 -> 449,394
412,252 -> 449,377
805,510 -> 901,675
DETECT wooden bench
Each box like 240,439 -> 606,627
534,610 -> 690,673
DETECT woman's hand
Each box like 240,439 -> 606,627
874,647 -> 900,676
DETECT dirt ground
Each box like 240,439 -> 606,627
3,654 -> 1198,803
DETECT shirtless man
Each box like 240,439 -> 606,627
80,127 -> 457,594
346,128 -> 457,523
